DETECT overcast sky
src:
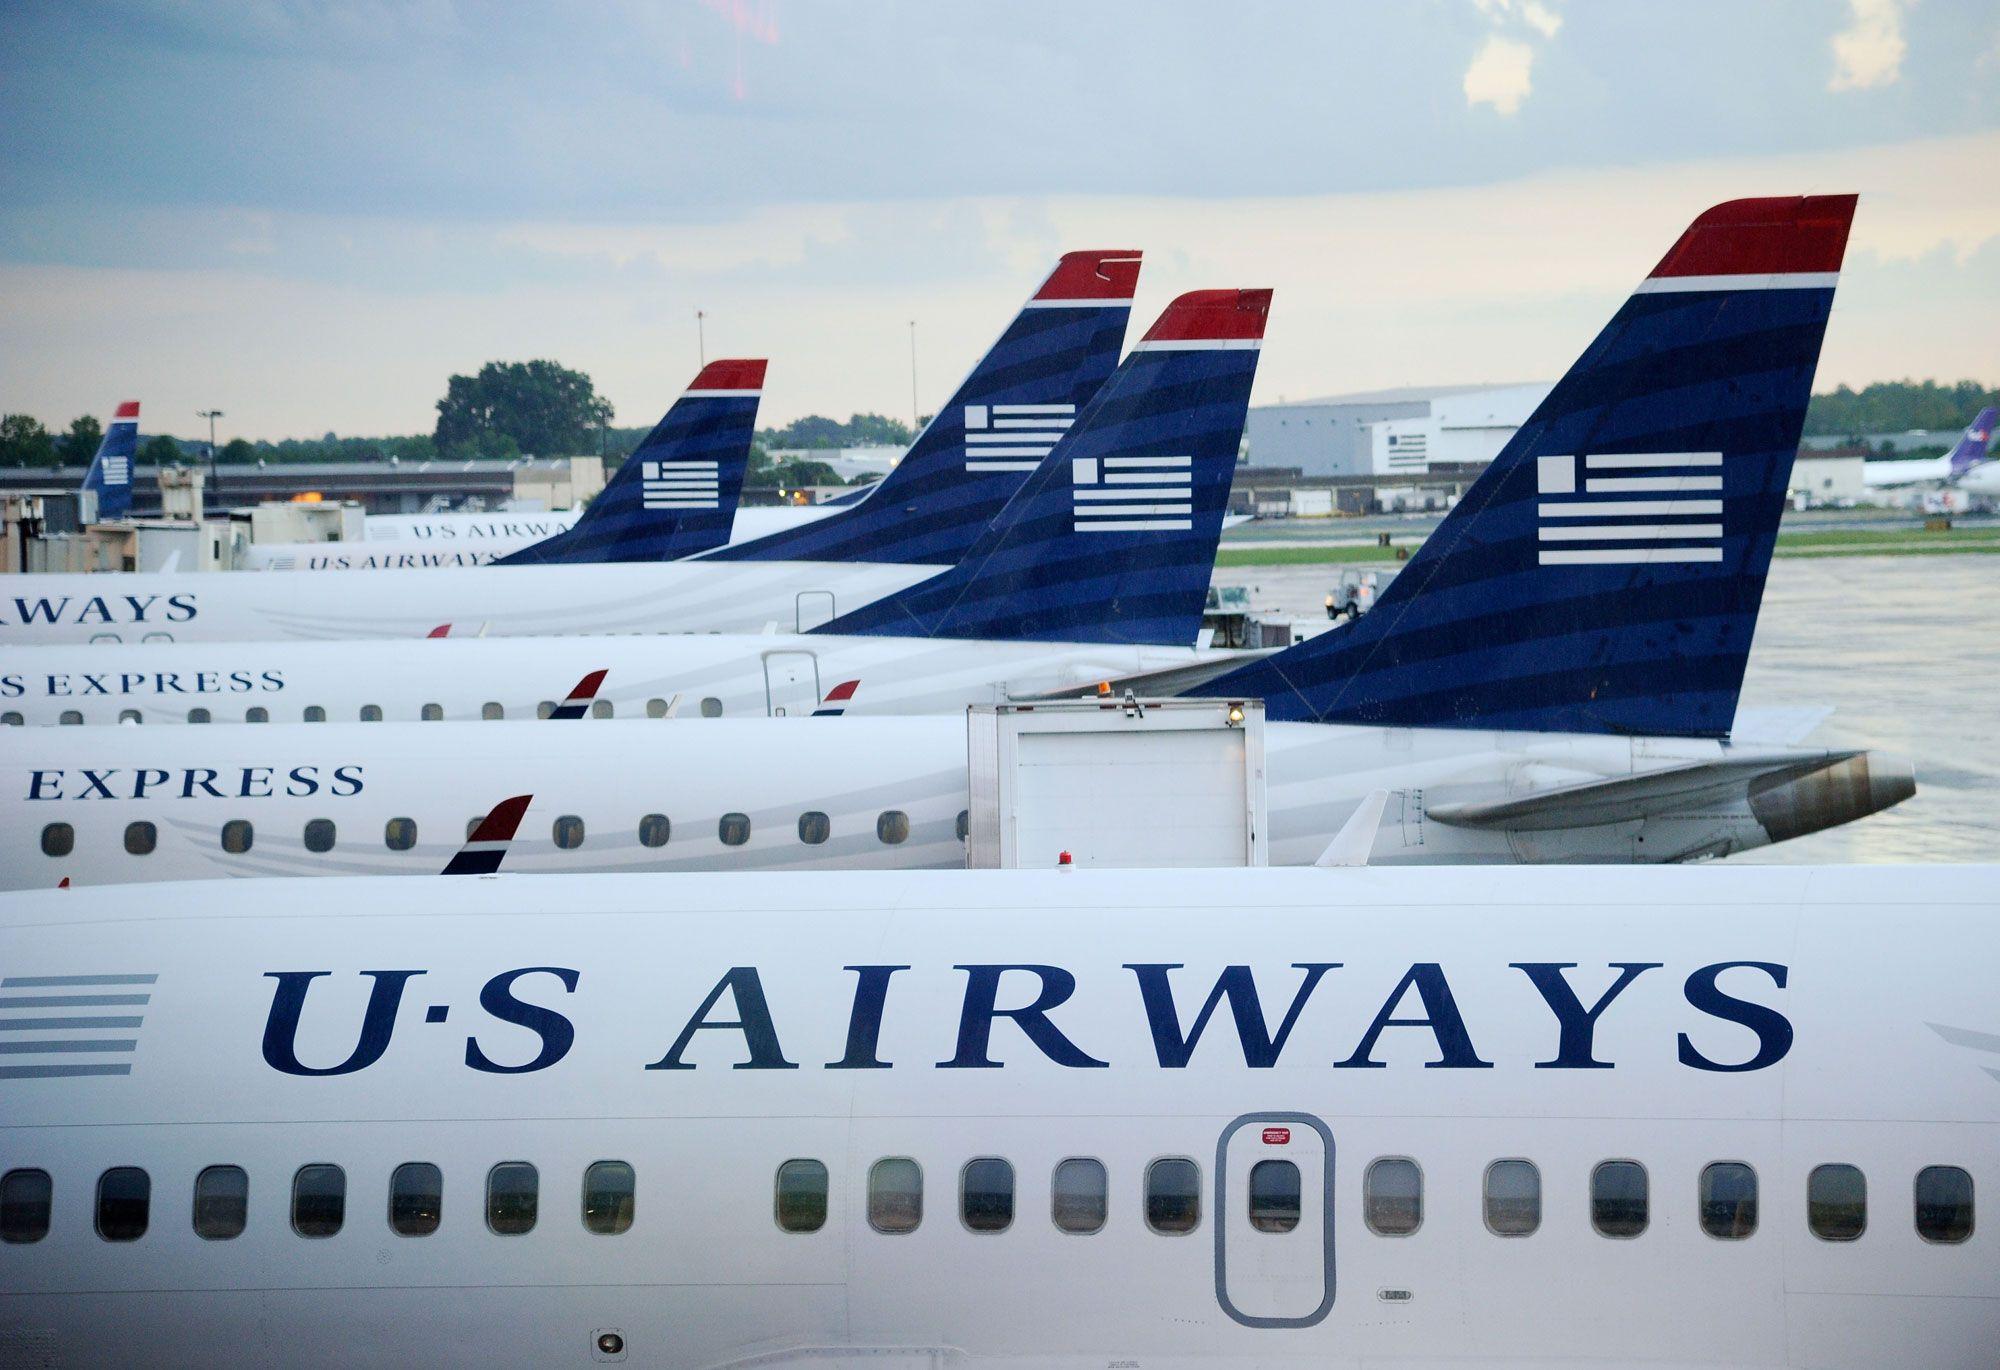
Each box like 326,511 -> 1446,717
3,0 -> 1996,439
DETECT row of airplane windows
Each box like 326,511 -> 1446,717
5,698 -> 720,726
35,810 -> 963,859
0,1157 -> 1977,1247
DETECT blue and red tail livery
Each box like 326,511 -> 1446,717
811,679 -> 860,716
1948,406 -> 1996,479
495,360 -> 765,566
441,794 -> 533,876
545,670 -> 608,719
80,400 -> 139,521
817,288 -> 1270,646
700,251 -> 1141,567
1198,195 -> 1858,738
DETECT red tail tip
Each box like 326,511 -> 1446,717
1648,194 -> 1858,279
572,669 -> 609,700
690,358 -> 767,392
426,624 -> 451,638
822,679 -> 861,703
1141,288 -> 1273,344
1034,250 -> 1143,301
113,401 -> 140,420
1057,850 -> 1073,867
57,877 -> 70,889
467,794 -> 533,844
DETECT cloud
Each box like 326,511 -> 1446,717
1520,1 -> 1563,40
1464,35 -> 1537,115
1829,0 -> 1912,92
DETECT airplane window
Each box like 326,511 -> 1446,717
244,707 -> 268,723
552,815 -> 585,850
868,1158 -> 922,1234
482,702 -> 503,720
303,706 -> 326,723
487,1162 -> 538,1235
1145,1158 -> 1201,1235
592,699 -> 613,719
120,708 -> 144,724
359,704 -> 383,722
1249,1159 -> 1302,1233
719,813 -> 751,846
389,1162 -> 442,1236
187,707 -> 211,724
536,701 -> 555,720
421,704 -> 443,721
41,823 -> 74,858
700,697 -> 723,717
384,817 -> 418,851
1591,1161 -> 1648,1238
1484,1160 -> 1541,1236
582,1161 -> 635,1235
123,822 -> 157,856
0,711 -> 21,726
1,1169 -> 52,1243
303,819 -> 337,853
1807,1164 -> 1866,1241
776,1159 -> 829,1234
798,811 -> 830,845
1051,1158 -> 1107,1234
97,1167 -> 150,1241
638,814 -> 671,848
193,1165 -> 248,1240
292,1164 -> 345,1237
1358,1159 -> 1422,1237
59,710 -> 83,726
1699,1162 -> 1758,1239
961,1158 -> 1014,1233
645,698 -> 668,719
221,820 -> 253,855
876,810 -> 910,845
1915,1165 -> 1974,1244
956,810 -> 969,842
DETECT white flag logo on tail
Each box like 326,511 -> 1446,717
963,403 -> 1074,472
1535,452 -> 1724,565
102,457 -> 129,486
1072,454 -> 1193,532
641,459 -> 720,510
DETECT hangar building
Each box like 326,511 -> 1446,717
1244,382 -> 1551,478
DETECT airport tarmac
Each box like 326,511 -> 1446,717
1212,553 -> 1998,864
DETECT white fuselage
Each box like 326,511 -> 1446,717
0,561 -> 938,644
1,865 -> 1994,1368
239,505 -> 837,571
0,716 -> 1882,887
0,635 -> 1256,725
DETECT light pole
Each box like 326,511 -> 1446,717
197,409 -> 224,504
696,309 -> 706,367
908,320 -> 919,435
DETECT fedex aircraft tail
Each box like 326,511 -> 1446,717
493,361 -> 765,566
79,400 -> 139,521
1948,405 -> 1997,479
817,289 -> 1270,645
1200,195 -> 1858,738
701,251 -> 1142,566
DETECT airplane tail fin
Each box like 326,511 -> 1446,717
1199,195 -> 1858,737
494,361 -> 765,565
1947,405 -> 1997,478
545,670 -> 608,719
816,289 -> 1270,645
80,400 -> 139,521
443,794 -> 533,875
701,251 -> 1142,566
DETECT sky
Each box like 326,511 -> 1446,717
2,0 -> 1996,440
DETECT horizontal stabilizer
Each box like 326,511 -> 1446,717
1015,649 -> 1277,701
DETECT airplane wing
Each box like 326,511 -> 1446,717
1424,753 -> 1861,831
1012,649 -> 1278,702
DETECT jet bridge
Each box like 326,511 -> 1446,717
965,697 -> 1267,869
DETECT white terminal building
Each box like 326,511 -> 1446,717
1244,382 -> 1553,479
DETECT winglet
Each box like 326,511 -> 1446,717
1315,789 -> 1391,867
443,794 -> 533,876
1032,250 -> 1143,302
547,670 -> 609,720
1640,194 -> 1857,289
1133,288 -> 1273,348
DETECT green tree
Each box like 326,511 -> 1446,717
63,415 -> 103,465
219,437 -> 257,464
757,412 -> 914,450
140,434 -> 183,465
0,414 -> 57,467
1805,380 -> 1995,437
432,360 -> 614,458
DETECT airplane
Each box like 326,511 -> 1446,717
1862,406 -> 1998,497
6,250 -> 1139,641
78,400 -> 140,523
0,198 -> 1918,885
0,863 -> 1992,1366
0,287 -> 1272,723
